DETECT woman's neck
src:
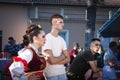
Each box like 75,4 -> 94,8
32,43 -> 39,50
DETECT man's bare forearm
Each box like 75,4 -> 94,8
47,54 -> 66,65
57,56 -> 70,64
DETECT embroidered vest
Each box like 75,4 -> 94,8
25,47 -> 46,72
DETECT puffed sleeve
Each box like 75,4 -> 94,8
9,49 -> 33,80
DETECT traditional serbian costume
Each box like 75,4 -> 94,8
9,44 -> 46,80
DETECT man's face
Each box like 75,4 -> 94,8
90,41 -> 101,54
52,18 -> 64,31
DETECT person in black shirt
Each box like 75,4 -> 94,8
67,38 -> 102,80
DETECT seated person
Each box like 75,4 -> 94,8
67,38 -> 102,80
103,58 -> 118,80
4,37 -> 21,57
69,42 -> 80,64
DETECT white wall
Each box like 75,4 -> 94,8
0,4 -> 28,50
0,4 -> 119,51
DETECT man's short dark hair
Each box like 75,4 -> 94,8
8,37 -> 14,41
109,41 -> 117,48
50,14 -> 63,24
91,38 -> 100,43
51,14 -> 63,19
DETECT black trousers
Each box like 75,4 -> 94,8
67,72 -> 85,80
67,72 -> 94,80
67,75 -> 85,80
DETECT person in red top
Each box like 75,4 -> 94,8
69,42 -> 82,64
9,24 -> 46,80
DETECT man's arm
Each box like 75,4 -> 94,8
57,50 -> 70,64
89,60 -> 103,80
44,49 -> 66,65
88,60 -> 102,73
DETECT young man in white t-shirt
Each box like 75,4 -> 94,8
42,14 -> 70,80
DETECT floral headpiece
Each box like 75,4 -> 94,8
37,24 -> 42,29
26,24 -> 42,35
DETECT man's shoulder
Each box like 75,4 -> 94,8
46,33 -> 51,37
76,51 -> 90,58
45,33 -> 53,39
82,51 -> 91,54
103,65 -> 110,69
104,49 -> 113,56
79,51 -> 94,60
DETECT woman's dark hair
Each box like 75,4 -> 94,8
23,35 -> 29,40
21,35 -> 29,48
73,42 -> 79,50
26,24 -> 42,43
76,43 -> 79,49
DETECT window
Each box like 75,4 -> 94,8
59,30 -> 69,48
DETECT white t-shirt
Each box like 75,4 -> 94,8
42,33 -> 67,77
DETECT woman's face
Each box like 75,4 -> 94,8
35,30 -> 46,47
108,59 -> 115,67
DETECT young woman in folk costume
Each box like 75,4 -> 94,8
9,24 -> 46,80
